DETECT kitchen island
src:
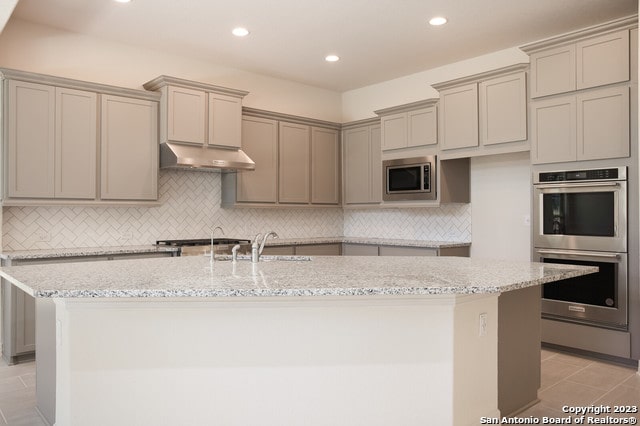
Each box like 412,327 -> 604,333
0,255 -> 596,426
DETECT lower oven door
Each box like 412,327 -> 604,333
535,248 -> 627,329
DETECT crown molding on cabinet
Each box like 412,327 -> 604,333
520,14 -> 638,54
373,98 -> 438,117
142,75 -> 249,98
432,63 -> 529,91
341,117 -> 381,130
0,68 -> 160,101
242,106 -> 341,130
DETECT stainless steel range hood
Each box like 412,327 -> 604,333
160,142 -> 255,172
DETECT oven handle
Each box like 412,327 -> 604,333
534,182 -> 620,189
536,249 -> 621,260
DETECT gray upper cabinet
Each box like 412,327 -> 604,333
479,71 -> 527,146
236,116 -> 278,203
342,120 -> 382,205
311,127 -> 340,205
278,121 -> 310,204
55,87 -> 97,199
100,95 -> 158,200
166,85 -> 206,144
437,83 -> 479,151
221,108 -> 341,207
523,25 -> 632,98
143,76 -> 248,150
576,30 -> 629,90
531,86 -> 629,164
376,99 -> 437,151
433,64 -> 529,158
528,44 -> 576,98
2,69 -> 159,204
523,20 -> 634,164
7,83 -> 98,199
209,92 -> 242,149
6,80 -> 56,198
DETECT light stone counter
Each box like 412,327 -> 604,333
0,245 -> 178,261
0,254 -> 595,299
0,255 -> 596,426
264,236 -> 471,248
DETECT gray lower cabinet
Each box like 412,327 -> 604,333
262,243 -> 342,256
1,251 -> 174,365
343,243 -> 469,257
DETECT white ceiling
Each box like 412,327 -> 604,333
9,0 -> 639,92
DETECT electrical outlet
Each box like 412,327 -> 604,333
479,312 -> 488,337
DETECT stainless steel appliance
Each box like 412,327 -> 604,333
534,248 -> 627,328
156,238 -> 251,256
533,167 -> 628,329
383,156 -> 436,201
533,167 -> 627,252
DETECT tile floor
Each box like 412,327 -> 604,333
518,348 -> 640,422
0,348 -> 637,425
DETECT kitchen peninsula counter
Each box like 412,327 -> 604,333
0,255 -> 591,298
0,256 -> 595,426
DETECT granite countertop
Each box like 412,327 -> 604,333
0,255 -> 596,299
0,238 -> 470,261
0,245 -> 179,261
265,237 -> 471,248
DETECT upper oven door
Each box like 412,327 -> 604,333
533,181 -> 627,252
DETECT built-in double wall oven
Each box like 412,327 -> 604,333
533,167 -> 628,330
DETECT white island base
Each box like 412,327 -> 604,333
39,293 -> 507,426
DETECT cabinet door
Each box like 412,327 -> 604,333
381,112 -> 406,150
310,127 -> 340,204
439,83 -> 479,150
14,289 -> 35,354
55,88 -> 97,199
530,45 -> 576,98
7,80 -> 55,198
531,95 -> 577,164
576,30 -> 629,90
344,125 -> 382,205
237,116 -> 278,203
479,72 -> 527,145
295,244 -> 342,256
278,122 -> 310,204
167,86 -> 206,144
208,92 -> 242,149
408,106 -> 437,147
100,95 -> 158,200
378,246 -> 437,256
370,125 -> 382,203
577,86 -> 629,161
342,244 -> 379,256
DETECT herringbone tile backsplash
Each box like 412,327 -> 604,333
2,171 -> 471,251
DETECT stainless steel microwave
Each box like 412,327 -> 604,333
383,156 -> 436,201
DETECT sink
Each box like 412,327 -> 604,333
213,254 -> 312,262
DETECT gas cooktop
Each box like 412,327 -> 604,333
156,238 -> 251,247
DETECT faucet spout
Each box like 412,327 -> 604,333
210,226 -> 225,262
259,231 -> 279,255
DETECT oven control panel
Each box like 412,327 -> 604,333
536,167 -> 625,183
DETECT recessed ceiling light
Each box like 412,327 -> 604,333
325,55 -> 340,62
113,0 -> 131,3
232,27 -> 250,37
429,16 -> 448,26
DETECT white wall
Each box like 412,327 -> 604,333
470,152 -> 531,261
0,19 -> 343,122
341,48 -> 529,122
